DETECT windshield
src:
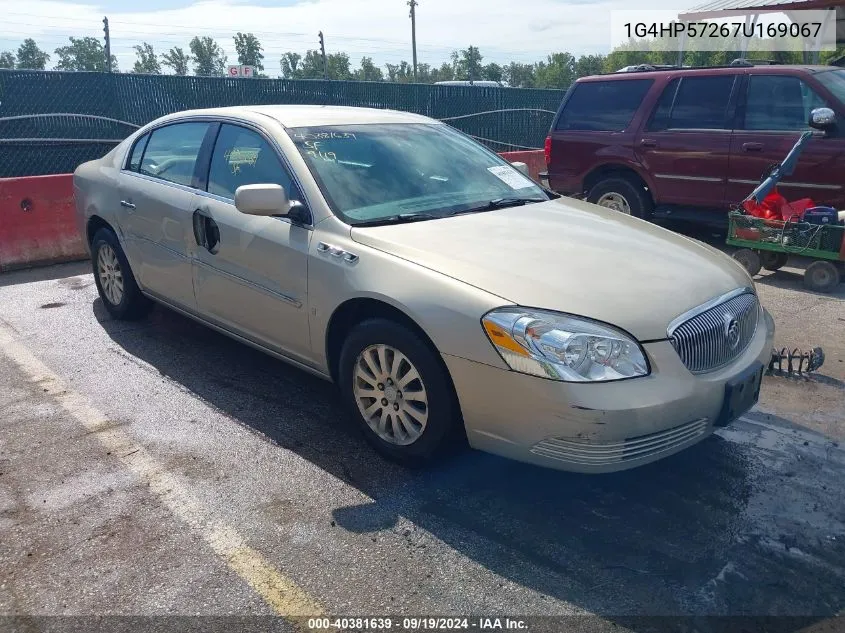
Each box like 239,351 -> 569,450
815,69 -> 845,104
287,123 -> 548,225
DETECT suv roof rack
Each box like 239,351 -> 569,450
612,58 -> 786,74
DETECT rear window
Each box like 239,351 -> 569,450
555,79 -> 653,132
648,76 -> 737,131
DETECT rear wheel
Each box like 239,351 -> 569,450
587,176 -> 652,219
338,318 -> 460,466
91,228 -> 152,320
803,260 -> 841,293
761,251 -> 789,271
732,248 -> 762,277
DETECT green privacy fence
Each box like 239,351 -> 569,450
0,70 -> 565,178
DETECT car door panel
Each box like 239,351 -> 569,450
191,123 -> 312,362
118,174 -> 198,310
634,74 -> 740,209
193,201 -> 312,361
727,74 -> 845,208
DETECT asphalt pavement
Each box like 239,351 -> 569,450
0,255 -> 843,633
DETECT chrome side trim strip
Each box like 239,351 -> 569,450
727,178 -> 841,190
655,174 -> 722,183
193,259 -> 302,308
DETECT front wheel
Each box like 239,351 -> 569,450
732,248 -> 762,277
761,251 -> 789,271
338,318 -> 461,466
91,228 -> 152,320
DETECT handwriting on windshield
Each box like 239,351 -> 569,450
304,140 -> 338,162
293,131 -> 356,140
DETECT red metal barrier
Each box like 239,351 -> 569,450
0,174 -> 86,272
0,150 -> 546,271
498,150 -> 546,183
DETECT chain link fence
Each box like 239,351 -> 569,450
0,70 -> 564,178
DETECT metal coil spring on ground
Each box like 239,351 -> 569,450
768,347 -> 825,376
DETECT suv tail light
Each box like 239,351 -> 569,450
544,136 -> 552,166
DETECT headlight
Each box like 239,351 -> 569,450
481,308 -> 649,382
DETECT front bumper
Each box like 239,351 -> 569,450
444,308 -> 775,473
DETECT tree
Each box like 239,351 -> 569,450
453,46 -> 483,81
574,54 -> 606,79
535,52 -> 576,89
16,39 -> 50,70
386,61 -> 413,83
327,52 -> 352,80
280,52 -> 303,79
233,32 -> 264,72
482,62 -> 503,83
132,42 -> 161,74
161,47 -> 191,75
503,62 -> 535,88
190,36 -> 227,76
54,36 -> 117,72
432,61 -> 454,83
0,52 -> 14,69
354,56 -> 383,82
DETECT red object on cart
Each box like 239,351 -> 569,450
742,187 -> 815,222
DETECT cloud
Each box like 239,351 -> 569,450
0,0 -> 692,74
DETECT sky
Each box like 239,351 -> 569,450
0,0 -> 707,76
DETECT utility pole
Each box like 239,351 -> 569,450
408,0 -> 418,81
318,31 -> 328,79
103,16 -> 112,72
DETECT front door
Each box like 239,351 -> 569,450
635,74 -> 740,209
118,121 -> 211,311
191,123 -> 312,362
726,74 -> 845,208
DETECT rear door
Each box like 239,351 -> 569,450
118,121 -> 211,311
635,74 -> 740,209
192,122 -> 312,363
726,73 -> 845,208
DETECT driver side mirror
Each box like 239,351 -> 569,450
809,107 -> 837,134
234,184 -> 310,224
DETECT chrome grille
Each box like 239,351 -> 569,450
531,418 -> 709,466
669,290 -> 759,373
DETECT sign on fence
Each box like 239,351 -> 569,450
227,65 -> 256,78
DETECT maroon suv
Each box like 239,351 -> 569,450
545,64 -> 845,220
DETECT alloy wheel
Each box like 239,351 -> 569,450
352,344 -> 429,446
97,244 -> 124,306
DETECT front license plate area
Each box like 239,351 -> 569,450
715,362 -> 763,427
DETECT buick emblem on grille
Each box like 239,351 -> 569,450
724,314 -> 741,350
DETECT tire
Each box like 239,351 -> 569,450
803,260 -> 841,293
732,248 -> 762,277
587,176 -> 653,219
338,318 -> 460,466
761,251 -> 789,271
91,228 -> 152,320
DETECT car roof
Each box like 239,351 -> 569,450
156,105 -> 436,128
579,64 -> 836,82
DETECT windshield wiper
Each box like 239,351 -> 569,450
449,197 -> 547,216
353,212 -> 440,227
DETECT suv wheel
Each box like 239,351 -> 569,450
338,318 -> 460,466
587,176 -> 652,219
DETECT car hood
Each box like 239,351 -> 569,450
350,198 -> 752,341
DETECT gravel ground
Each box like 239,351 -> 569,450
0,240 -> 843,633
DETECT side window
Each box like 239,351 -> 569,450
651,76 -> 736,130
139,122 -> 210,187
207,124 -> 294,200
555,79 -> 653,132
126,133 -> 149,172
744,75 -> 828,131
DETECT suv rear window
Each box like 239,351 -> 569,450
648,76 -> 737,131
555,79 -> 653,132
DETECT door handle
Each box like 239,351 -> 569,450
192,209 -> 220,253
742,142 -> 764,152
640,139 -> 657,148
120,200 -> 136,210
